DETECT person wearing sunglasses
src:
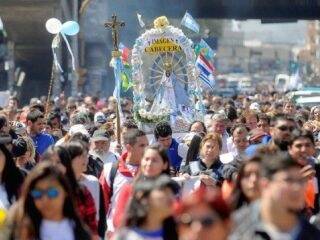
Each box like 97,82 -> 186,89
43,143 -> 99,238
9,162 -> 91,240
245,114 -> 296,157
175,187 -> 232,240
230,151 -> 320,240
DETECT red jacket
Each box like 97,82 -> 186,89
77,186 -> 98,235
113,183 -> 133,229
99,152 -> 138,232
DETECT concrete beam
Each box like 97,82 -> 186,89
0,0 -> 56,7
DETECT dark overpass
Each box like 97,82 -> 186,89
1,0 -> 320,102
107,0 -> 320,20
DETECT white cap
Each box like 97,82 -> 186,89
249,102 -> 261,112
94,112 -> 106,124
68,124 -> 89,137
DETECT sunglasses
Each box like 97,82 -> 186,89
30,187 -> 59,200
179,214 -> 218,228
277,126 -> 295,132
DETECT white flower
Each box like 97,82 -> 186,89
139,109 -> 147,115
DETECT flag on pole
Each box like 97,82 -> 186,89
181,11 -> 199,33
110,57 -> 122,99
119,42 -> 130,63
0,17 -> 7,37
196,54 -> 215,90
119,43 -> 133,91
137,13 -> 145,28
0,17 -> 3,31
288,68 -> 302,90
231,19 -> 241,32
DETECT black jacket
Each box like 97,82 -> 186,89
180,157 -> 224,185
85,154 -> 104,178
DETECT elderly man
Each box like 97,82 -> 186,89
211,113 -> 229,154
87,129 -> 118,178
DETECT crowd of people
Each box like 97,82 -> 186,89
0,91 -> 320,239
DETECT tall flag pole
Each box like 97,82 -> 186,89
104,14 -> 125,145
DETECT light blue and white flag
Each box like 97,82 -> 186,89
137,13 -> 145,28
181,11 -> 199,33
0,17 -> 7,37
110,56 -> 124,122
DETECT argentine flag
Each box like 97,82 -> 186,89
181,11 -> 200,33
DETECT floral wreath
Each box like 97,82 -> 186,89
131,16 -> 202,124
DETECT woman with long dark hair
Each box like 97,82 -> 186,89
0,144 -> 24,209
113,144 -> 171,230
114,175 -> 179,240
43,143 -> 98,237
184,134 -> 202,166
229,156 -> 262,210
12,162 -> 91,240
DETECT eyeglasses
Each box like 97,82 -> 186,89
277,126 -> 295,132
30,187 -> 59,200
179,213 -> 218,228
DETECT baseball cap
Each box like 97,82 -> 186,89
91,129 -> 109,141
94,112 -> 106,124
249,102 -> 261,112
68,124 -> 89,137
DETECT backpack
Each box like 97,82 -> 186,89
109,161 -> 119,200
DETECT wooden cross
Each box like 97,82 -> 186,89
104,14 -> 125,145
104,14 -> 125,52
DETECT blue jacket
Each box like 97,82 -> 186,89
166,138 -> 183,171
245,135 -> 272,158
32,133 -> 54,156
